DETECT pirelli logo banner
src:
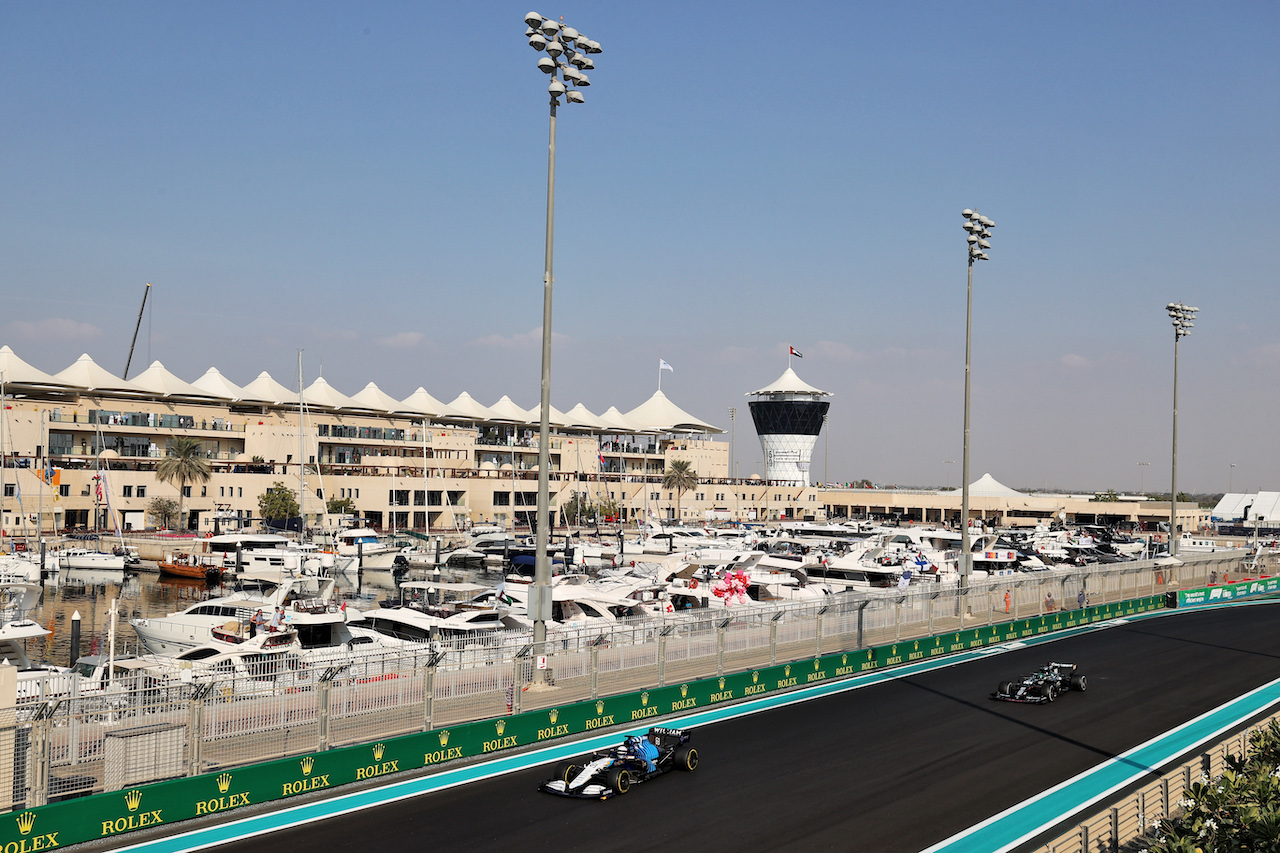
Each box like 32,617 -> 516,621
0,594 -> 1164,850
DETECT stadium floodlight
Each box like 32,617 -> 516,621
1165,301 -> 1199,556
958,208 -> 996,592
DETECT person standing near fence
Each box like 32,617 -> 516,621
1077,589 -> 1085,609
1004,589 -> 1011,614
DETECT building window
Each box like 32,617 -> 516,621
650,492 -> 659,501
315,488 -> 323,499
59,485 -> 70,498
137,486 -> 146,498
237,487 -> 242,498
201,486 -> 207,497
122,486 -> 134,497
182,486 -> 191,498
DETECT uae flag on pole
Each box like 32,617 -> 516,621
789,346 -> 803,358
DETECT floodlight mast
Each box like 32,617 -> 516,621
959,209 -> 994,596
1165,301 -> 1199,557
524,12 -> 601,681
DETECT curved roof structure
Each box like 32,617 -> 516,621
349,382 -> 402,414
53,354 -> 142,394
748,367 -> 830,397
192,368 -> 246,401
130,361 -> 222,399
0,346 -> 66,387
240,372 -> 299,405
525,401 -> 568,427
445,392 -> 495,422
950,473 -> 1024,497
562,403 -> 605,431
302,377 -> 360,410
597,406 -> 641,433
398,387 -> 456,419
487,395 -> 531,423
623,390 -> 722,434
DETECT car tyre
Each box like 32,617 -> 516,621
606,766 -> 631,794
554,761 -> 580,784
998,681 -> 1014,695
1041,684 -> 1056,702
1070,674 -> 1087,692
674,744 -> 699,771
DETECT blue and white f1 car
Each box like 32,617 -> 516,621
539,727 -> 699,799
991,661 -> 1087,704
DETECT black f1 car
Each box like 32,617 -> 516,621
991,661 -> 1087,704
539,727 -> 698,799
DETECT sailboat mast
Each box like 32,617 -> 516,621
298,350 -> 305,542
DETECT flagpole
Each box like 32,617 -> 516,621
657,357 -> 662,392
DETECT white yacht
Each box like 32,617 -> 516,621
57,548 -> 126,571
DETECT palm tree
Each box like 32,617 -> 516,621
662,459 -> 698,523
157,435 -> 211,532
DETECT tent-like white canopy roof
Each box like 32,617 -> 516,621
240,372 -> 299,405
562,403 -> 605,431
525,401 -> 568,427
398,387 -> 456,419
52,354 -> 142,394
623,390 -> 722,434
949,473 -> 1024,497
302,377 -> 359,410
0,346 -> 67,387
1213,492 -> 1280,523
192,368 -> 246,401
445,391 -> 495,422
487,395 -> 530,423
130,361 -> 222,399
349,382 -> 401,414
748,367 -> 830,397
597,406 -> 642,433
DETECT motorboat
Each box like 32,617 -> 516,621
57,548 -> 126,571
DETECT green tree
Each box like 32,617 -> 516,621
1091,489 -> 1120,502
326,496 -> 355,515
156,435 -> 211,531
662,459 -> 699,522
147,496 -> 179,529
259,482 -> 300,522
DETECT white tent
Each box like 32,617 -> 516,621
445,392 -> 495,422
192,368 -> 246,401
949,473 -> 1024,497
525,401 -> 568,427
623,390 -> 722,434
52,353 -> 142,394
350,382 -> 402,414
398,387 -> 456,419
597,406 -> 642,433
239,372 -> 299,405
302,377 -> 360,410
130,361 -> 222,399
487,395 -> 531,423
0,346 -> 67,387
562,403 -> 605,431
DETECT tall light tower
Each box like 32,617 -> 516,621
523,11 -> 601,669
960,209 -> 994,588
1166,301 -> 1198,556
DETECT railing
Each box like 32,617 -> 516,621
49,411 -> 246,433
1,552 -> 1257,811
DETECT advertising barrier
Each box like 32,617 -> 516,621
1168,576 -> 1280,609
0,595 -> 1164,850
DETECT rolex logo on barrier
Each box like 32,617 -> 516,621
356,743 -> 399,781
16,812 -> 35,836
438,731 -> 450,747
495,720 -> 506,736
125,790 -> 143,813
892,645 -> 898,656
217,773 -> 233,794
548,709 -> 559,724
842,654 -> 848,666
102,789 -> 165,835
751,671 -> 759,683
300,756 -> 314,776
596,700 -> 605,714
641,691 -> 650,706
814,660 -> 821,671
718,677 -> 725,690
784,664 -> 792,677
680,684 -> 689,698
373,743 -> 386,761
867,650 -> 873,660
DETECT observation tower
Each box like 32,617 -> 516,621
747,365 -> 831,486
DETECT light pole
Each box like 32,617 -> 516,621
960,209 -> 994,588
524,11 -> 601,673
1137,461 -> 1149,495
728,406 -> 736,520
1166,301 -> 1198,557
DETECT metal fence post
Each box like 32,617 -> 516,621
512,660 -> 524,716
717,624 -> 726,678
422,666 -> 435,731
317,680 -> 331,753
815,611 -> 824,658
894,597 -> 903,643
187,698 -> 205,777
590,645 -> 600,701
658,632 -> 668,687
769,618 -> 779,666
29,717 -> 51,807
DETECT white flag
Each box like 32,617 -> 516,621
659,359 -> 673,372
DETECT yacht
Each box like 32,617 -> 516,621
57,548 -> 126,571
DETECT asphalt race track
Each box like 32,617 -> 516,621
206,604 -> 1280,853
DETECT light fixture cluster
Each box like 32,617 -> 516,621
1166,302 -> 1199,340
525,11 -> 601,105
961,209 -> 994,263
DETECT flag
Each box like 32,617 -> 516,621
659,359 -> 673,372
790,346 -> 803,358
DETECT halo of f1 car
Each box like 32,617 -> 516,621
991,662 -> 1087,704
539,727 -> 698,799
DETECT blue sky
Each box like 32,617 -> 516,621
2,2 -> 1276,493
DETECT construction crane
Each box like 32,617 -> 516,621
122,282 -> 151,380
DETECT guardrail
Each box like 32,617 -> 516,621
0,552 -> 1260,830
